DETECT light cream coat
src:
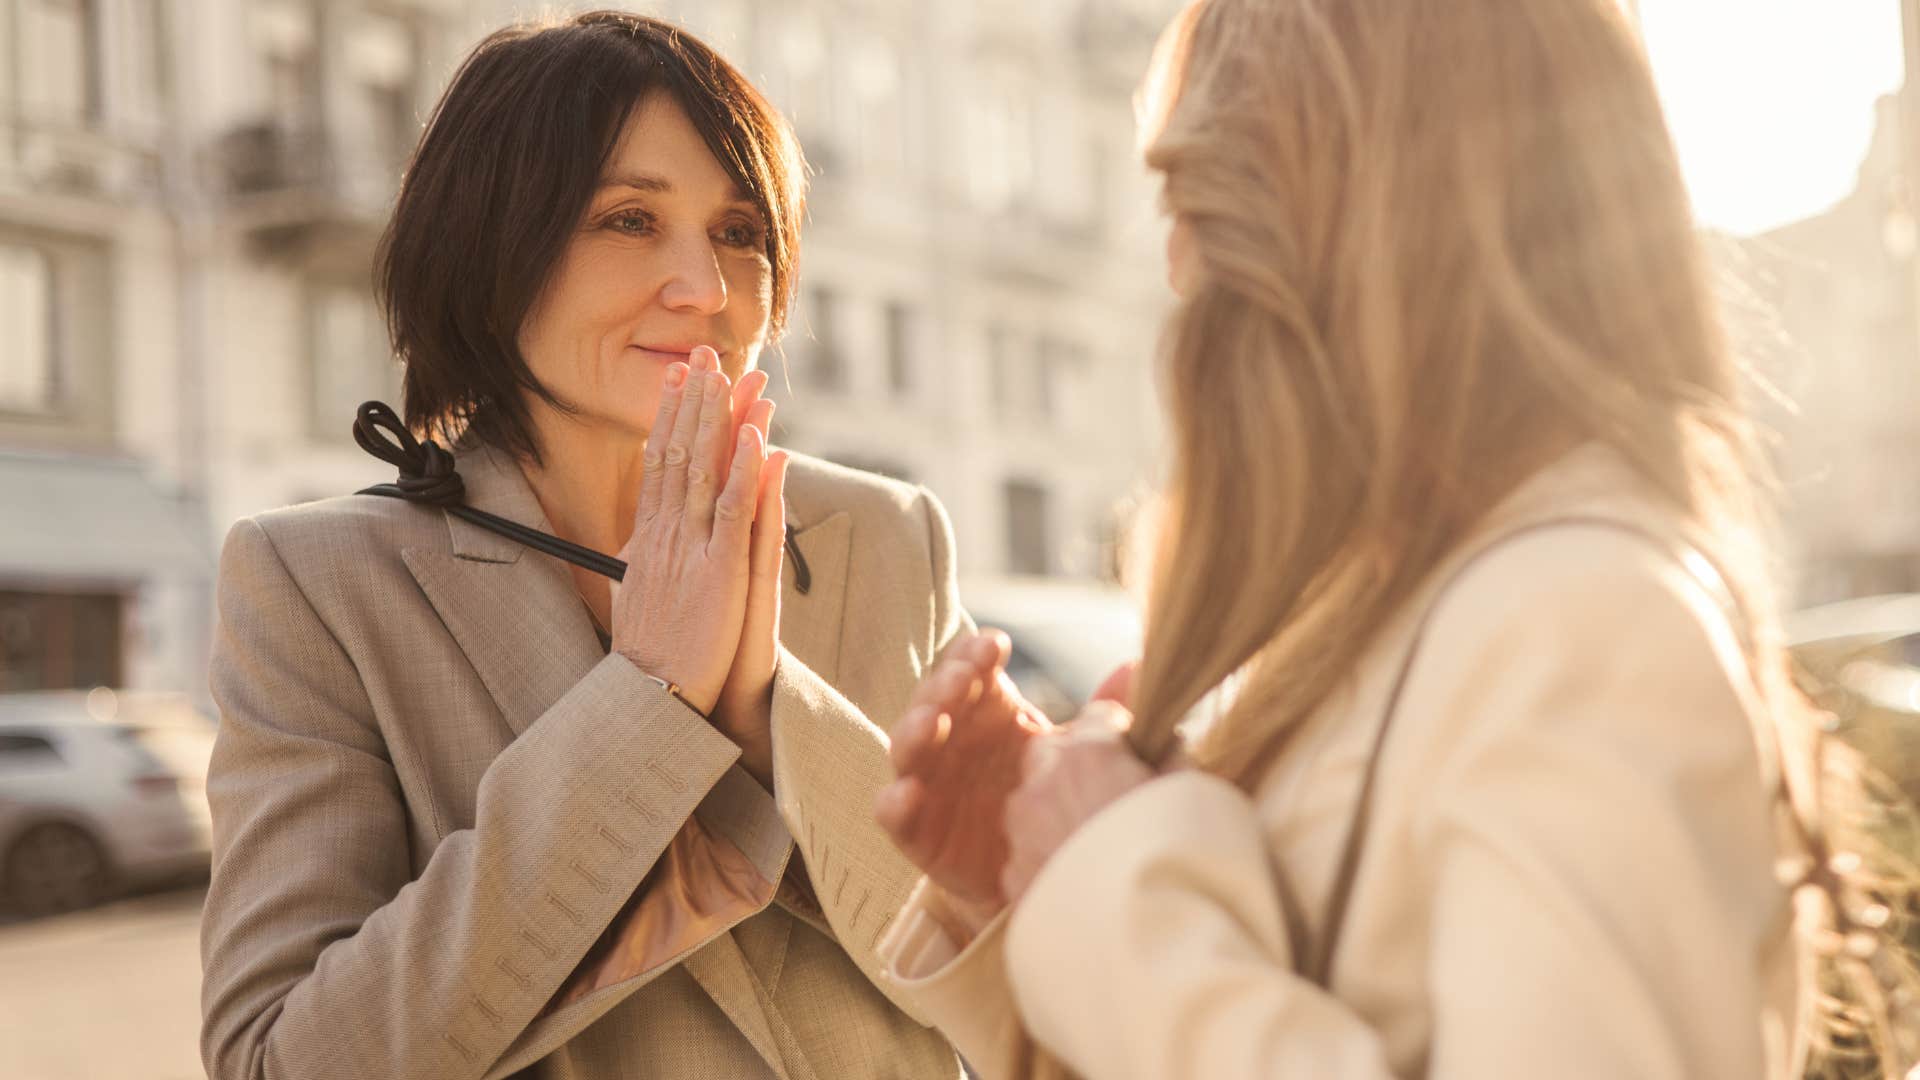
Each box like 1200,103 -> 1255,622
884,448 -> 1799,1079
201,441 -> 966,1080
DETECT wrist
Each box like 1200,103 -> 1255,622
712,691 -> 774,787
621,654 -> 718,718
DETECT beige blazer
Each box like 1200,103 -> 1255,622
883,447 -> 1800,1079
200,440 -> 965,1080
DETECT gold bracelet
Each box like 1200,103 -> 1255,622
641,673 -> 709,719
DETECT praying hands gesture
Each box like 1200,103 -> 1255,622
875,630 -> 1154,935
614,345 -> 788,786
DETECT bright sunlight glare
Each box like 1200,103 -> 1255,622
1638,0 -> 1906,237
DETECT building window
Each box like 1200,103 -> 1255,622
966,87 -> 1034,213
845,30 -> 905,176
1004,479 -> 1053,576
1034,335 -> 1069,421
989,327 -> 1074,422
0,589 -> 124,692
771,10 -> 834,158
1034,92 -> 1093,227
800,285 -> 846,392
15,0 -> 98,125
307,281 -> 396,440
886,300 -> 915,397
254,0 -> 318,123
344,11 -> 421,173
0,244 -> 59,414
988,324 -> 1016,412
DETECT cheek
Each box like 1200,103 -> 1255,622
726,258 -> 775,371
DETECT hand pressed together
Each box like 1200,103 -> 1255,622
610,345 -> 788,786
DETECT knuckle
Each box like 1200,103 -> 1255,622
663,444 -> 690,467
713,497 -> 747,523
686,464 -> 712,488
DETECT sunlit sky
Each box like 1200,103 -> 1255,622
1638,0 -> 1907,236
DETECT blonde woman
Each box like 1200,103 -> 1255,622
871,1 -> 1914,1077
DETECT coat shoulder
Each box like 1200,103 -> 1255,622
783,451 -> 937,533
220,493 -> 446,596
1427,520 -> 1724,655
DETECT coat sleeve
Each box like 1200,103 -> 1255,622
765,486 -> 978,1022
964,534 -> 1783,1079
199,517 -> 773,1080
880,883 -> 1031,1078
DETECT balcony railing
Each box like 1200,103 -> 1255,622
210,118 -> 398,259
0,116 -> 163,201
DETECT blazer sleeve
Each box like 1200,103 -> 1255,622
993,534 -> 1782,1079
765,486 -> 976,1021
199,518 -> 762,1080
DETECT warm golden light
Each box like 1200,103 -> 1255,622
1638,0 -> 1905,235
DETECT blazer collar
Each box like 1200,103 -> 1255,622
402,441 -> 852,737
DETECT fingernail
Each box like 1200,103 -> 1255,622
738,427 -> 754,447
665,364 -> 686,389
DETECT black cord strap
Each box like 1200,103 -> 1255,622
352,401 -> 810,593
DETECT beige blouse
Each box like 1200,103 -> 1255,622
880,447 -> 1801,1079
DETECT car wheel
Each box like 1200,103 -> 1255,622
3,823 -> 113,916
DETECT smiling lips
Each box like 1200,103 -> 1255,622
632,344 -> 704,364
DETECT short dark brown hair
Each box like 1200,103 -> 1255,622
376,11 -> 805,462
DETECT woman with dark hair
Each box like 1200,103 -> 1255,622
199,12 -> 964,1079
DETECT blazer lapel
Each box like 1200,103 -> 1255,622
401,442 -> 605,738
780,510 -> 851,685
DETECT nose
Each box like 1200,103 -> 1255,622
658,230 -> 728,316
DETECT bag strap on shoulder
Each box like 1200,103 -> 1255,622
1303,514 -> 1786,986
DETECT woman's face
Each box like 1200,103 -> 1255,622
518,93 -> 774,438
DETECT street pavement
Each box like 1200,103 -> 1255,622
0,884 -> 207,1080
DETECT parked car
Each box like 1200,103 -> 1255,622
0,690 -> 215,916
962,578 -> 1144,722
1787,593 -> 1920,810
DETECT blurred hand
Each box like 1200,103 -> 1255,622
1087,659 -> 1138,710
875,642 -> 1144,925
1001,701 -> 1154,904
874,631 -> 1052,922
613,346 -> 771,725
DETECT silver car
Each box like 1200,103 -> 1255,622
0,690 -> 214,915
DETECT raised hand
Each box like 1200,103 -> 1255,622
711,381 -> 787,787
611,346 -> 768,721
874,630 -> 1053,913
1001,701 -> 1153,904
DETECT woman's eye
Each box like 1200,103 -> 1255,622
606,211 -> 654,236
718,221 -> 764,248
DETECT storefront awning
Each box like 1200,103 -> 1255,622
0,450 -> 211,584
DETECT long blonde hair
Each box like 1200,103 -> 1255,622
1125,0 -> 1919,1074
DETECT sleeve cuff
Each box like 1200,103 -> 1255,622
881,878 -> 1026,1077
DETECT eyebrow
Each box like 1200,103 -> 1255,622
599,172 -> 756,206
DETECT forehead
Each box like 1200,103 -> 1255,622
601,93 -> 747,201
